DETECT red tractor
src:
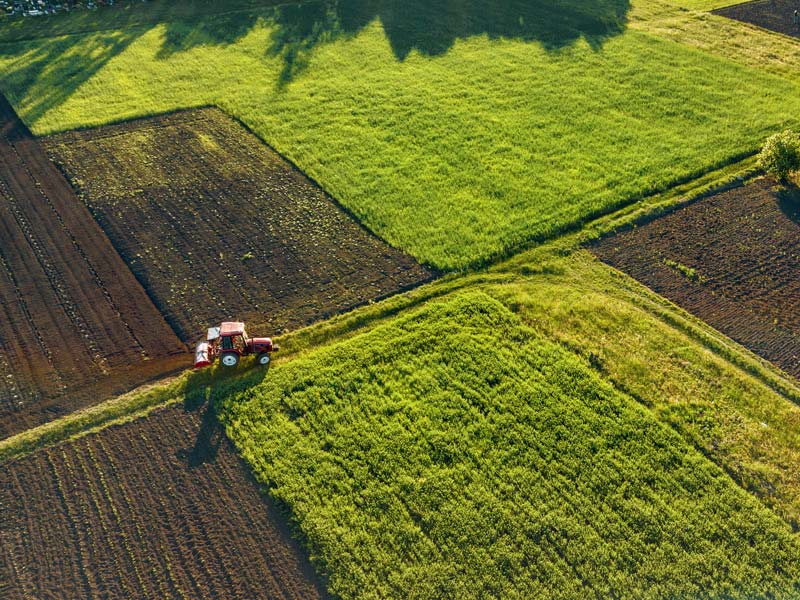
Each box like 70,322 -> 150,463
194,322 -> 277,369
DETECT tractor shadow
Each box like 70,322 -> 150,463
177,361 -> 269,468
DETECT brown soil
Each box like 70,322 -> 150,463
44,108 -> 435,344
0,96 -> 188,440
0,403 -> 328,600
714,0 -> 800,38
591,178 -> 800,379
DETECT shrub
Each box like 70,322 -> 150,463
758,130 -> 800,182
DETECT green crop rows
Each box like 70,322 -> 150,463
221,291 -> 800,599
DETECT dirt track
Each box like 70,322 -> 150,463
592,178 -> 800,379
45,108 -> 434,343
0,403 -> 328,599
0,96 -> 187,439
714,0 -> 800,38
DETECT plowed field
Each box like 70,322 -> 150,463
0,404 -> 328,600
0,96 -> 187,439
714,0 -> 800,38
45,108 -> 434,343
592,178 -> 800,379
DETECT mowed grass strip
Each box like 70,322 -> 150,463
222,291 -> 800,600
494,248 -> 800,529
2,0 -> 800,269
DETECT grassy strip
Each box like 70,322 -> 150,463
1,0 -> 799,269
0,359 -> 269,462
632,0 -> 800,83
221,290 -> 800,599
487,249 -> 800,528
662,0 -> 742,10
0,374 -> 188,462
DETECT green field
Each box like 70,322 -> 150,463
3,1 -> 800,597
218,289 -> 800,599
2,0 -> 800,268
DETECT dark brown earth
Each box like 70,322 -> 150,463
0,96 -> 188,439
591,178 -> 800,380
45,108 -> 435,344
714,0 -> 800,38
0,403 -> 329,600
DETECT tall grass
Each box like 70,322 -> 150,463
2,0 -> 800,269
221,290 -> 800,599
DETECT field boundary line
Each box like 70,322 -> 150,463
0,373 -> 187,462
0,270 -> 498,462
477,152 -> 761,273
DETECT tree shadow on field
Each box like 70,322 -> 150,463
155,10 -> 264,59
777,183 -> 800,225
0,30 -> 138,129
266,0 -> 631,84
177,361 -> 268,468
0,0 -> 629,123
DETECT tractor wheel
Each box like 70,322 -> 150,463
221,353 -> 240,367
258,353 -> 271,366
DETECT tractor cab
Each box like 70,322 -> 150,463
219,322 -> 247,353
217,322 -> 248,367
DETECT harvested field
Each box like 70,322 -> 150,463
0,95 -> 186,439
45,108 -> 434,343
714,1 -> 800,38
592,178 -> 800,379
0,403 -> 328,600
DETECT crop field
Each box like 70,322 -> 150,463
0,95 -> 187,439
44,108 -> 432,342
4,1 -> 800,598
3,0 -> 800,268
591,179 -> 800,380
0,404 -> 328,600
221,291 -> 800,599
714,0 -> 800,37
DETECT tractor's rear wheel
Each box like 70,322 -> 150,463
258,353 -> 271,366
221,352 -> 240,367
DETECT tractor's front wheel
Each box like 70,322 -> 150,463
258,353 -> 271,366
221,352 -> 240,367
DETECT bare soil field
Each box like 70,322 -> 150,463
0,403 -> 328,600
714,0 -> 800,38
45,108 -> 434,344
0,96 -> 187,439
592,178 -> 800,379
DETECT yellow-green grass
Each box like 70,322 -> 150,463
220,290 -> 800,599
493,247 -> 800,530
632,1 -> 800,82
2,0 -> 800,270
662,0 -> 741,11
